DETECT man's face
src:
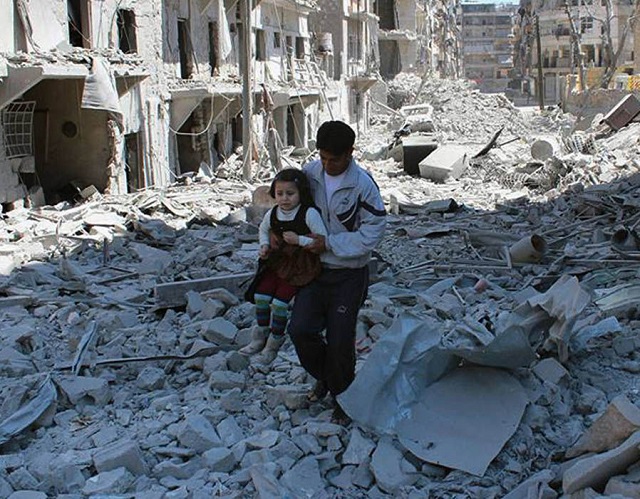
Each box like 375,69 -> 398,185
319,148 -> 352,176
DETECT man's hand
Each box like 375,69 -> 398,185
282,231 -> 299,245
259,244 -> 270,259
305,234 -> 327,254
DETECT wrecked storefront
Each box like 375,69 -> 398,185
1,75 -> 640,497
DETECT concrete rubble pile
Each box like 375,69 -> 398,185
1,82 -> 640,498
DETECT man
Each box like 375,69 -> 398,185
288,120 -> 386,425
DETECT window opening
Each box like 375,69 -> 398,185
68,0 -> 90,48
2,101 -> 36,159
178,18 -> 195,79
117,9 -> 137,53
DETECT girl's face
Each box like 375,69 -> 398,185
273,180 -> 300,211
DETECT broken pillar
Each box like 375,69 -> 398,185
401,135 -> 438,175
418,144 -> 469,183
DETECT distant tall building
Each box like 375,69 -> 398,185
460,2 -> 517,93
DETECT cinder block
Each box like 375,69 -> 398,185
419,144 -> 470,182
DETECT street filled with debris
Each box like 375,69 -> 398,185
1,76 -> 640,498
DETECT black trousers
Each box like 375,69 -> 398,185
288,266 -> 369,396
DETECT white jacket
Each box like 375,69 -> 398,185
303,158 -> 386,269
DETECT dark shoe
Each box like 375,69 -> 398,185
307,380 -> 328,402
331,405 -> 351,426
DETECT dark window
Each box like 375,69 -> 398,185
256,28 -> 266,61
274,32 -> 281,49
295,37 -> 305,58
67,0 -> 90,48
117,9 -> 137,53
124,133 -> 143,192
209,22 -> 218,74
178,19 -> 195,79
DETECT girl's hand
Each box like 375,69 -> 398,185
259,245 -> 270,259
282,231 -> 299,245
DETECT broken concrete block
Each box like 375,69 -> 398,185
343,428 -> 376,465
0,347 -> 37,376
152,457 -> 203,479
135,366 -> 165,391
605,475 -> 640,497
370,437 -> 417,493
562,431 -> 640,494
177,414 -> 223,452
57,376 -> 111,406
93,439 -> 147,476
203,447 -> 237,473
328,465 -> 356,489
281,456 -> 325,497
603,94 -> 640,131
201,317 -> 238,344
186,291 -> 206,316
82,467 -> 133,495
418,144 -> 470,182
155,273 -> 253,308
216,416 -> 245,447
352,461 -> 374,489
532,358 -> 569,385
264,385 -> 308,410
503,470 -> 556,499
567,394 -> 640,458
7,492 -> 47,499
208,370 -> 245,391
200,288 -> 241,307
401,135 -> 438,175
245,430 -> 279,450
7,467 -> 39,490
248,464 -> 285,496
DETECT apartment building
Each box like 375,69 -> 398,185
460,2 -> 517,93
424,0 -> 463,78
309,0 -> 379,130
515,0 -> 636,102
0,0 -> 350,208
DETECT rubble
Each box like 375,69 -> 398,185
1,76 -> 640,498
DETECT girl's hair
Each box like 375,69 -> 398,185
269,168 -> 315,207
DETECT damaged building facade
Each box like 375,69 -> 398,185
0,0 -> 370,207
514,0 -> 637,103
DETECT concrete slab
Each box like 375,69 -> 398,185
418,144 -> 470,182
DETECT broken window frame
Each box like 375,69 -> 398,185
67,0 -> 91,48
117,8 -> 138,54
2,101 -> 36,159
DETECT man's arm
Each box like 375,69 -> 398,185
326,181 -> 386,258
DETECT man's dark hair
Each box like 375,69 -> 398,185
269,168 -> 314,207
316,120 -> 355,155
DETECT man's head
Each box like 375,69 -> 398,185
316,121 -> 355,176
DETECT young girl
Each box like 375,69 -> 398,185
241,168 -> 327,365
